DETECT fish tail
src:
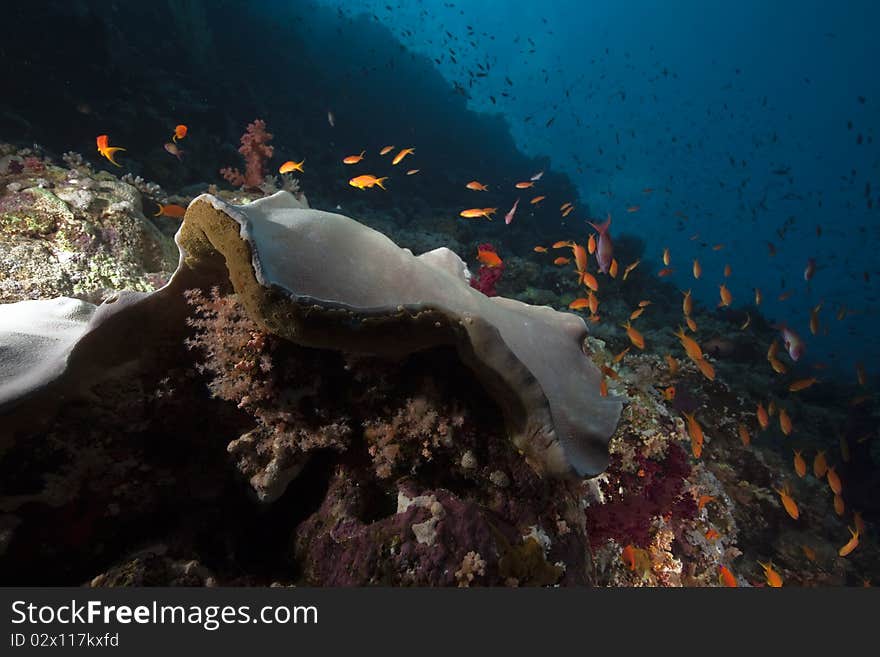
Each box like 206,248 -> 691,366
153,202 -> 163,217
104,146 -> 126,167
375,177 -> 388,190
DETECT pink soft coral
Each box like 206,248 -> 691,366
220,119 -> 274,190
469,243 -> 504,297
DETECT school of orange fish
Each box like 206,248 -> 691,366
93,120 -> 871,587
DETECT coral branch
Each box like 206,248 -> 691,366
220,119 -> 274,190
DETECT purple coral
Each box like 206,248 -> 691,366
584,444 -> 696,548
220,119 -> 274,190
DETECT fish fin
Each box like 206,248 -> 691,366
104,146 -> 126,167
375,177 -> 387,190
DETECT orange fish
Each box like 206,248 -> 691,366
662,247 -> 671,266
630,307 -> 645,320
697,495 -> 715,511
657,267 -> 674,277
561,205 -> 575,217
406,169 -> 420,175
585,233 -> 597,255
626,205 -> 640,213
738,423 -> 751,447
613,347 -> 630,363
776,486 -> 799,519
839,527 -> 859,557
692,259 -> 702,279
349,174 -> 387,190
515,181 -> 535,189
379,145 -> 395,155
696,357 -> 715,381
718,283 -> 732,307
581,272 -> 599,291
809,305 -> 821,335
560,202 -> 573,211
172,124 -> 188,142
778,289 -> 794,302
834,493 -> 845,516
573,244 -> 588,273
789,378 -> 818,392
620,545 -> 637,571
723,263 -> 732,278
609,258 -> 619,278
754,288 -> 762,305
674,326 -> 703,362
705,529 -> 720,541
477,248 -> 503,268
343,150 -> 366,164
533,246 -> 548,253
553,256 -> 571,265
685,316 -> 698,333
96,134 -> 126,167
460,207 -> 496,219
392,147 -> 415,165
757,403 -> 770,430
718,565 -> 738,587
662,386 -> 676,401
553,240 -> 574,249
769,357 -> 787,375
599,377 -> 608,397
280,159 -> 305,174
622,321 -> 645,350
466,181 -> 489,191
601,366 -> 619,381
623,259 -> 640,280
779,408 -> 793,436
665,354 -> 679,375
758,561 -> 783,587
813,450 -> 828,478
827,467 -> 842,495
801,545 -> 817,562
684,411 -> 704,458
154,202 -> 186,219
530,195 -> 546,205
587,290 -> 599,315
793,450 -> 806,477
638,300 -> 653,308
712,243 -> 725,251
569,298 -> 590,310
682,289 -> 693,316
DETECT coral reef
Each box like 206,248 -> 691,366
0,144 -> 177,304
219,120 -> 274,191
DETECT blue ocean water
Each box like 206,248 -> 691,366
314,0 -> 880,379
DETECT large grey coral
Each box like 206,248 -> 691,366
0,191 -> 621,477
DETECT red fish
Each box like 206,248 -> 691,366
779,324 -> 805,361
587,214 -> 613,274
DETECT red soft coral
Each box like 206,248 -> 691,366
469,243 -> 504,297
220,119 -> 274,190
584,444 -> 696,549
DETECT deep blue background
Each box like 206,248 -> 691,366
312,0 -> 880,378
